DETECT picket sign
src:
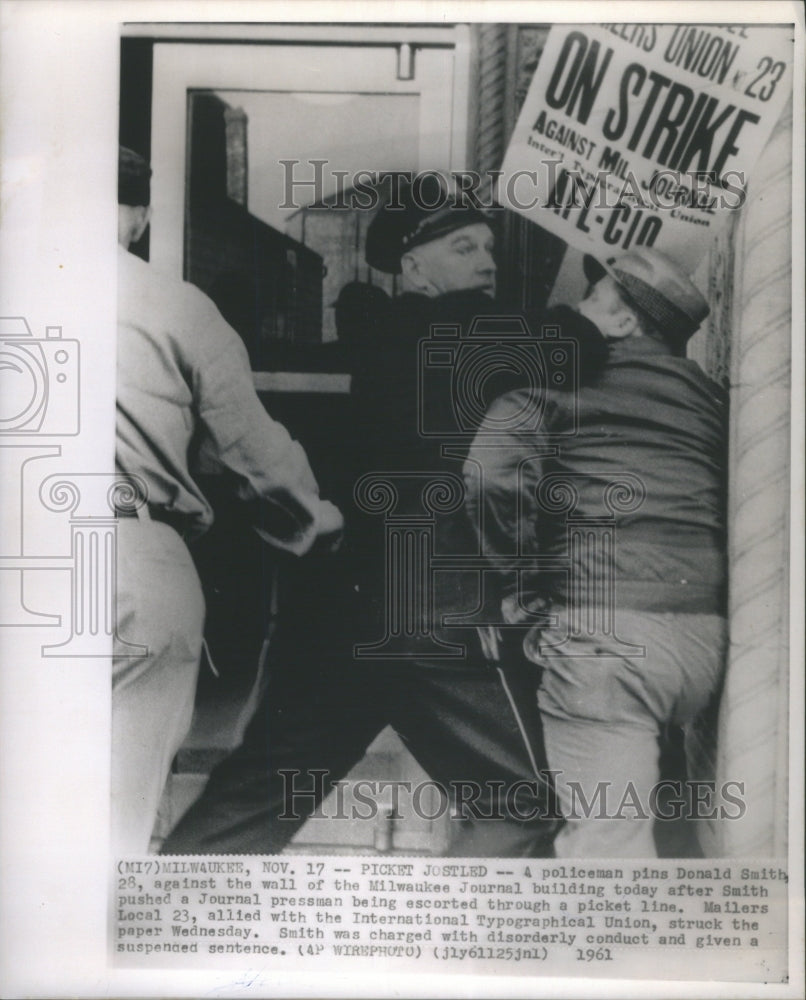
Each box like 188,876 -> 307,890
499,24 -> 794,270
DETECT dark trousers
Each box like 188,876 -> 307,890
160,571 -> 558,857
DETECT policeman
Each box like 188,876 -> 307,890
162,179 -> 605,857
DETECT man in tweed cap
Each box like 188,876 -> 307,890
466,247 -> 728,857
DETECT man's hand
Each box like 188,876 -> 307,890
314,499 -> 345,552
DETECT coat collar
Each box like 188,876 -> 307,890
607,335 -> 676,362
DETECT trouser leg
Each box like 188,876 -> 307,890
541,711 -> 659,857
162,653 -> 557,857
534,609 -> 727,859
160,623 -> 386,855
162,598 -> 557,857
387,651 -> 559,858
112,522 -> 205,855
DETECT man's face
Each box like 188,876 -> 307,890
577,276 -> 639,341
403,223 -> 496,297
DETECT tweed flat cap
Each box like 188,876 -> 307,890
584,248 -> 709,342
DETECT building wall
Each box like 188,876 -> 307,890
713,103 -> 793,857
670,106 -> 793,858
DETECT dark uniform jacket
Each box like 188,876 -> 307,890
467,336 -> 728,618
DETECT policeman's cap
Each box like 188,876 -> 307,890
366,175 -> 492,275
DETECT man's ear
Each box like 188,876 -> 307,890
400,251 -> 423,288
611,306 -> 641,340
401,250 -> 437,296
132,205 -> 152,244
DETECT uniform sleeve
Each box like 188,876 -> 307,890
463,389 -> 547,617
189,295 -> 325,555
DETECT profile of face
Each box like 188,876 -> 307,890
401,223 -> 496,298
576,276 -> 641,341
